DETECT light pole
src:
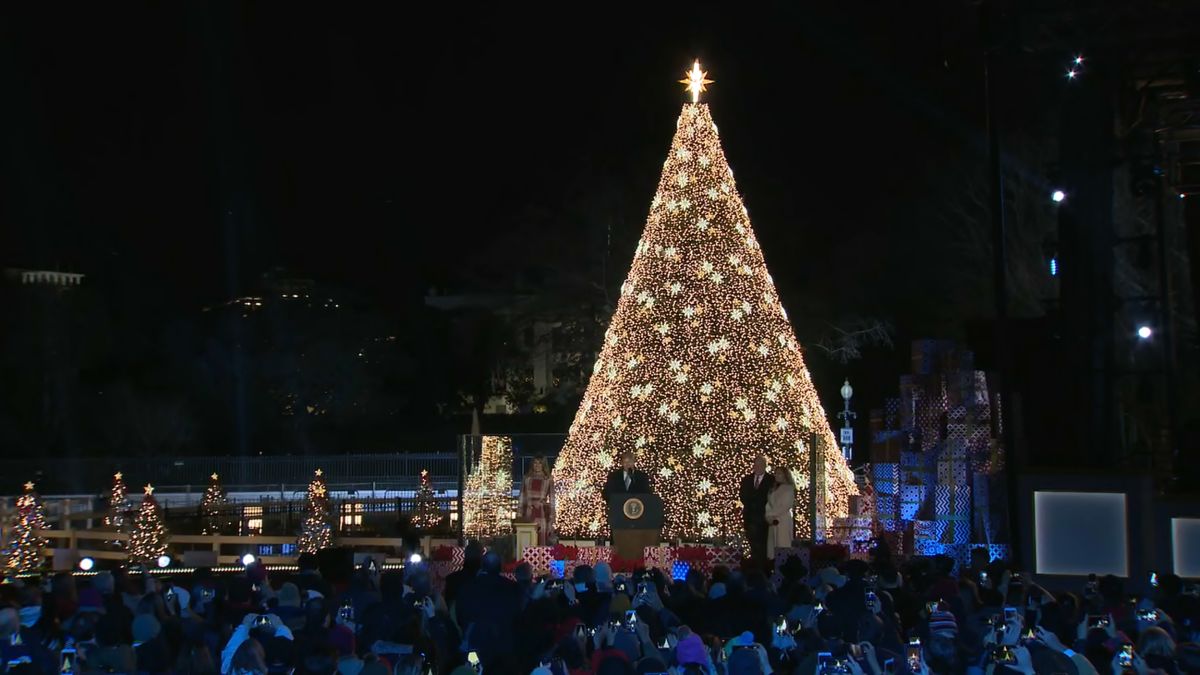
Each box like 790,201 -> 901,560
838,379 -> 856,461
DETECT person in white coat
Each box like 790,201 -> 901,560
764,465 -> 796,561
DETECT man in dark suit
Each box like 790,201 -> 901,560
602,451 -> 651,500
739,455 -> 775,562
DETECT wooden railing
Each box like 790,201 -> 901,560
34,528 -> 462,568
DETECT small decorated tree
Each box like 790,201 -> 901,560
411,469 -> 445,531
297,469 -> 333,553
106,472 -> 132,546
4,482 -> 47,574
128,485 -> 169,564
201,472 -> 229,535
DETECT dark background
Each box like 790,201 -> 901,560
0,3 -> 1158,460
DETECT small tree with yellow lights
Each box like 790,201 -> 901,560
411,469 -> 445,531
128,486 -> 169,564
105,472 -> 132,546
462,436 -> 514,540
4,482 -> 47,574
552,63 -> 857,542
201,473 -> 229,535
297,469 -> 333,553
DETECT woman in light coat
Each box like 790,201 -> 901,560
764,465 -> 796,560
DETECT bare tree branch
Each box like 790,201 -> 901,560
814,318 -> 896,364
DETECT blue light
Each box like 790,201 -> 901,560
671,561 -> 691,581
1049,257 -> 1058,276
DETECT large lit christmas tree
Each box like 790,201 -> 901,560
128,485 -> 169,564
105,472 -> 132,546
297,469 -> 333,553
553,62 -> 857,541
4,482 -> 47,574
201,473 -> 229,535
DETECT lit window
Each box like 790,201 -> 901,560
244,506 -> 263,535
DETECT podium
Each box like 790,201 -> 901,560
607,493 -> 663,560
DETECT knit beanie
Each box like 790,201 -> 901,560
132,614 -> 161,643
676,633 -> 709,666
929,610 -> 958,637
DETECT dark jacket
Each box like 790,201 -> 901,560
602,469 -> 651,501
738,473 -> 775,522
456,573 -> 523,667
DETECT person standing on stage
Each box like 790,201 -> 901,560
764,465 -> 796,561
602,451 -> 651,501
518,456 -> 554,545
739,455 -> 775,561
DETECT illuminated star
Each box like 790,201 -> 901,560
679,60 -> 714,103
315,468 -> 323,477
144,484 -> 155,495
23,482 -> 34,491
211,473 -> 219,481
114,472 -> 123,481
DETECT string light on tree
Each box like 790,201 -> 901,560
411,469 -> 445,531
297,469 -> 333,553
462,436 -> 515,540
128,485 -> 169,564
552,61 -> 857,541
201,473 -> 229,535
4,481 -> 47,574
106,472 -> 132,547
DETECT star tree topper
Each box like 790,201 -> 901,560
679,60 -> 714,103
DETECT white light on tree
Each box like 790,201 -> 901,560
552,61 -> 857,541
1052,190 -> 1066,203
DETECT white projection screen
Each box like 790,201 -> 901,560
1034,491 -> 1128,576
1172,518 -> 1200,578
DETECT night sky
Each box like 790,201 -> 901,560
2,3 -> 1014,409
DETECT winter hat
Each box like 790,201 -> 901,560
612,630 -> 641,663
818,567 -> 847,588
330,625 -> 356,656
77,588 -> 106,614
359,662 -> 389,675
728,631 -> 755,648
929,610 -> 959,637
247,564 -> 269,584
132,614 -> 161,643
676,633 -> 709,666
278,583 -> 302,608
708,583 -> 727,600
336,656 -> 365,675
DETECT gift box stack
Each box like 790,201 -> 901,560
428,545 -> 464,593
862,341 -> 1008,569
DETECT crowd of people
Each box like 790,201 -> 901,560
0,541 -> 1197,675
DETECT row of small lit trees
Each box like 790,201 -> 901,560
3,467 -> 448,572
